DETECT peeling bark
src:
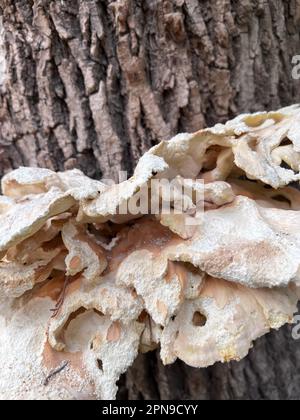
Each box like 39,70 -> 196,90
0,0 -> 300,400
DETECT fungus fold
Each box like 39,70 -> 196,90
0,105 -> 300,399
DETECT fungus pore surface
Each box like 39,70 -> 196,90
0,105 -> 300,399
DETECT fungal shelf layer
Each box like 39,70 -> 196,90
0,105 -> 300,399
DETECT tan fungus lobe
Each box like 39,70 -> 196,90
160,277 -> 298,367
0,105 -> 300,399
62,220 -> 107,285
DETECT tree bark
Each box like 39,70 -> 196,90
0,0 -> 300,400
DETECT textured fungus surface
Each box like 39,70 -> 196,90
0,106 -> 300,399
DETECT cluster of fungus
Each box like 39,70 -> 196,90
1,105 -> 300,400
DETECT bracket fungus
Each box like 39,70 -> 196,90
0,105 -> 300,399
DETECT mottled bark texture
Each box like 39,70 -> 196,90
0,0 -> 300,400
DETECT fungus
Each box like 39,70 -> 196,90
61,220 -> 107,285
0,105 -> 300,399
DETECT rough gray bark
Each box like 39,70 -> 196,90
0,0 -> 300,400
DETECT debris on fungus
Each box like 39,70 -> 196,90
0,105 -> 300,400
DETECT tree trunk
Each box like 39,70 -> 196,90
0,0 -> 300,400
